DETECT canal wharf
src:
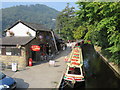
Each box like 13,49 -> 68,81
7,48 -> 72,88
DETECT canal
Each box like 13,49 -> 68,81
60,44 -> 120,88
82,44 -> 120,88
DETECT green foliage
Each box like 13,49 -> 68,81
1,4 -> 59,32
73,26 -> 86,39
56,3 -> 76,40
109,52 -> 120,65
75,2 -> 120,64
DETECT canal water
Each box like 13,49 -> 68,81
82,44 -> 120,88
59,44 -> 120,89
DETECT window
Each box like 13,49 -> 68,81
11,48 -> 21,56
6,48 -> 12,55
1,47 -> 21,56
1,48 -> 6,55
68,67 -> 81,75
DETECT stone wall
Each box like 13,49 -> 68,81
0,48 -> 26,70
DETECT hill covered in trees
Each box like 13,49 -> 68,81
1,4 -> 59,33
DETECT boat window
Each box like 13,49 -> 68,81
68,67 -> 81,75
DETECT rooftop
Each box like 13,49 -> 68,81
0,36 -> 35,46
5,20 -> 51,32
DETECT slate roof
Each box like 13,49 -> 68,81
0,36 -> 35,46
5,20 -> 50,32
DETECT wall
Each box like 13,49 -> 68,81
6,22 -> 36,37
0,47 -> 26,70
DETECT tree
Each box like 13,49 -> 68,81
56,3 -> 76,40
1,4 -> 59,32
75,2 -> 120,64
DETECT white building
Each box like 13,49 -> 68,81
5,20 -> 49,37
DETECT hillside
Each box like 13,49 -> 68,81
1,4 -> 59,33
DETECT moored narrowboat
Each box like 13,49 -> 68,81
63,46 -> 85,88
64,66 -> 85,82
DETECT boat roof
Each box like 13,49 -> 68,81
67,47 -> 83,67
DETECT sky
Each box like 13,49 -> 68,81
1,0 -> 79,11
1,0 -> 118,11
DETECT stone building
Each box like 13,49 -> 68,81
0,20 -> 58,70
0,37 -> 37,70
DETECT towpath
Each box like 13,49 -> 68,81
12,47 -> 71,88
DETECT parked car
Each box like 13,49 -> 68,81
0,72 -> 16,90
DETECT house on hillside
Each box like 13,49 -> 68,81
0,20 -> 59,70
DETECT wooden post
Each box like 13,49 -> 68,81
50,30 -> 58,52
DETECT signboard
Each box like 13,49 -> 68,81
12,63 -> 17,71
49,60 -> 55,66
31,45 -> 40,51
6,52 -> 12,55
